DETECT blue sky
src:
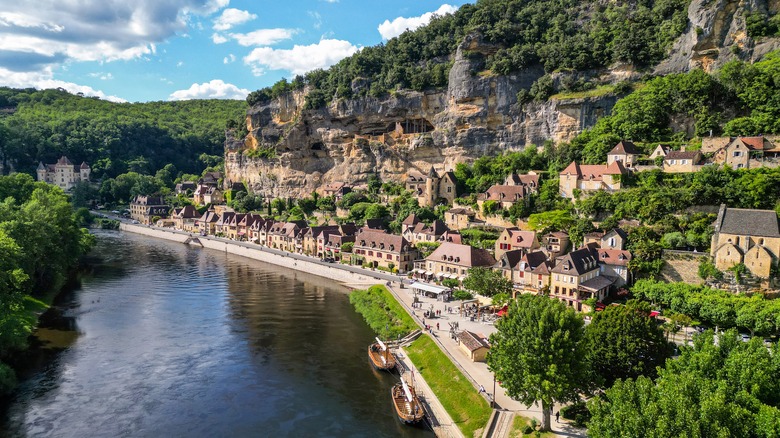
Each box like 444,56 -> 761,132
0,0 -> 469,103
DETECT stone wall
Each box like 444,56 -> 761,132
659,251 -> 709,285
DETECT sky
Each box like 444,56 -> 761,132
0,0 -> 470,103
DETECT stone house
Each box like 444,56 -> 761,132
664,150 -> 703,173
406,167 -> 457,207
302,225 -> 340,256
542,231 -> 570,259
495,228 -> 540,260
36,156 -> 90,191
215,211 -> 235,236
193,184 -> 224,206
320,182 -> 352,201
714,137 -> 771,169
352,230 -> 416,273
171,205 -> 199,232
497,250 -> 551,294
457,331 -> 490,362
503,172 -> 540,192
444,207 -> 476,230
559,161 -> 626,199
439,230 -> 462,244
323,233 -> 355,261
476,184 -> 530,212
174,181 -> 196,194
596,248 -> 632,287
421,242 -> 496,283
402,219 -> 449,246
550,245 -> 614,312
197,210 -> 220,235
711,204 -> 780,278
130,196 -> 170,225
251,219 -> 276,245
648,145 -> 670,160
607,141 -> 641,168
584,229 -> 627,250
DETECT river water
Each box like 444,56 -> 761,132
1,230 -> 432,437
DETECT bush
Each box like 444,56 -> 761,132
522,425 -> 534,434
348,285 -> 417,338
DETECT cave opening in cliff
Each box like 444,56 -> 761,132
311,142 -> 324,150
386,118 -> 434,135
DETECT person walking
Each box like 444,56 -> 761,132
555,411 -> 560,423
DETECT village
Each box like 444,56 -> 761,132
87,135 -> 780,318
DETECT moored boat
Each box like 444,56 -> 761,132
391,376 -> 425,424
368,337 -> 396,371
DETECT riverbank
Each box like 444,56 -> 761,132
119,222 -> 398,288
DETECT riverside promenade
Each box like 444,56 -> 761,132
116,221 -> 586,438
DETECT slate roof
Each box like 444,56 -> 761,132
446,208 -> 475,216
498,249 -> 525,269
478,184 -> 528,201
355,229 -> 410,252
552,246 -> 599,275
402,213 -> 421,225
714,204 -> 780,237
505,173 -> 540,187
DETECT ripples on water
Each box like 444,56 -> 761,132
1,231 -> 432,438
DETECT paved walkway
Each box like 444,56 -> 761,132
386,282 -> 587,438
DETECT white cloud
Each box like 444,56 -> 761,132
177,61 -> 184,67
0,67 -> 126,102
223,54 -> 236,64
169,79 -> 250,100
378,4 -> 458,40
230,28 -> 297,46
244,39 -> 359,76
0,1 -> 232,76
213,8 -> 257,31
211,33 -> 228,44
89,72 -> 114,80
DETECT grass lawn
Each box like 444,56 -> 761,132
508,414 -> 556,438
349,285 -> 417,338
406,335 -> 492,438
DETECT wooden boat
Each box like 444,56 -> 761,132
391,375 -> 425,424
368,337 -> 396,371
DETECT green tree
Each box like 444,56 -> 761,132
462,267 -> 512,297
583,300 -> 674,387
488,295 -> 587,432
271,198 -> 286,215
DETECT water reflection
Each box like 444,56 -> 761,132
1,231 -> 431,437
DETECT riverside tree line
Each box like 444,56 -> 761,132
0,173 -> 94,395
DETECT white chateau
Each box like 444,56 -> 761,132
37,156 -> 90,191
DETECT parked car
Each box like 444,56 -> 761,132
740,333 -> 751,342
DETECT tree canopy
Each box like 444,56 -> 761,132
488,295 -> 587,431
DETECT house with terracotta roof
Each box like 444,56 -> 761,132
504,172 -> 540,191
320,182 -> 352,200
664,150 -> 703,173
550,245 -> 613,311
439,230 -> 463,244
250,218 -> 276,245
711,204 -> 780,278
457,331 -> 490,362
36,156 -> 90,191
322,232 -> 355,261
607,141 -> 642,168
130,196 -> 170,225
476,184 -> 530,211
495,227 -> 540,260
558,161 -> 626,199
444,207 -> 476,230
419,242 -> 496,284
713,137 -> 775,169
352,230 -> 417,273
406,167 -> 457,207
302,225 -> 340,256
584,229 -> 627,250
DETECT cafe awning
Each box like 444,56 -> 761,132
411,282 -> 451,295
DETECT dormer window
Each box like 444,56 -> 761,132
442,255 -> 447,260
390,244 -> 395,251
454,257 -> 460,263
602,253 -> 607,259
619,254 -> 625,260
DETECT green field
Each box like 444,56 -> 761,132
406,335 -> 493,437
348,285 -> 417,338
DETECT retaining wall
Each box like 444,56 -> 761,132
119,223 -> 381,286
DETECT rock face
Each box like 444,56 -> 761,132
227,0 -> 779,198
655,0 -> 780,74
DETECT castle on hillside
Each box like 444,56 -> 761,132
406,166 -> 457,207
37,156 -> 90,191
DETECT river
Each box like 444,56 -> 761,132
1,230 -> 432,437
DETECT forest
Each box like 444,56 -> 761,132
0,87 -> 245,179
247,0 -> 690,109
0,174 -> 95,395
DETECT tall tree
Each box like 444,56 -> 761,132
583,300 -> 674,387
463,267 -> 512,297
488,295 -> 587,431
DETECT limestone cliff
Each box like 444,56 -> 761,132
227,0 -> 779,198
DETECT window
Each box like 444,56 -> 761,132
447,186 -> 452,193
733,151 -> 742,157
681,160 -> 687,165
